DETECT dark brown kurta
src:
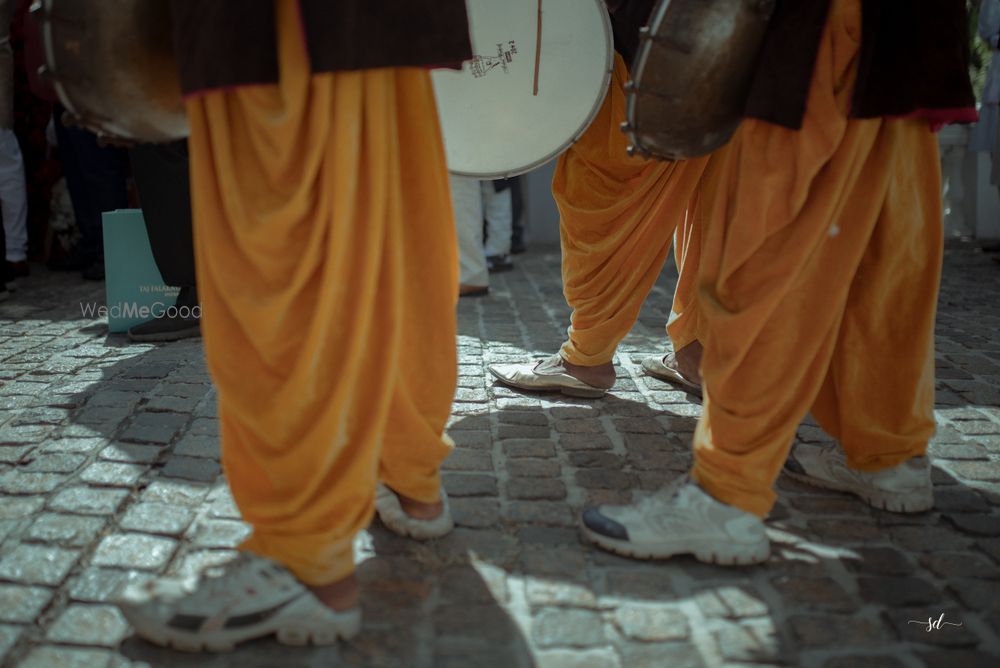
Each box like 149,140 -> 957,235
609,0 -> 975,129
169,0 -> 472,95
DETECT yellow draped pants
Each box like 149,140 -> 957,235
692,0 -> 942,517
184,1 -> 457,585
553,54 -> 708,367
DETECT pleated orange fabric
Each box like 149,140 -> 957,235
553,54 -> 708,366
691,0 -> 942,518
184,0 -> 457,585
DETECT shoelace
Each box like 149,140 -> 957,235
634,475 -> 690,513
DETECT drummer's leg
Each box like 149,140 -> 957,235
450,174 -> 489,293
554,55 -> 708,374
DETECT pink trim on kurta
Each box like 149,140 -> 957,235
895,107 -> 979,132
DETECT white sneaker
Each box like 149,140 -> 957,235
784,443 -> 933,513
119,553 -> 361,652
375,484 -> 454,540
580,478 -> 769,565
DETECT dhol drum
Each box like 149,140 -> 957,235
32,0 -> 187,142
623,0 -> 775,161
432,0 -> 614,178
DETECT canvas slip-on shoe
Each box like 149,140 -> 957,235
784,443 -> 933,513
119,553 -> 360,652
641,353 -> 702,396
581,477 -> 769,565
488,357 -> 608,399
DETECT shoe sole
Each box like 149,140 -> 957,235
124,607 -> 360,652
487,366 -> 607,399
580,525 -> 769,566
783,469 -> 934,513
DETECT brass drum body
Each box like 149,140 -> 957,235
624,0 -> 774,161
33,0 -> 187,142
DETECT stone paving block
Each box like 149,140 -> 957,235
536,649 -> 621,668
915,649 -> 1000,668
506,501 -> 575,527
187,518 -> 252,548
575,470 -> 633,491
526,578 -> 600,609
98,443 -> 163,465
140,479 -> 211,506
79,462 -> 146,488
172,434 -> 220,459
68,568 -> 153,603
160,455 -> 221,482
22,453 -> 87,474
612,604 -> 689,641
0,470 -> 65,494
559,434 -> 613,451
0,495 -> 44,519
0,544 -> 79,586
450,430 -> 492,449
92,533 -> 178,570
450,498 -> 502,529
933,487 -> 991,512
442,449 -> 494,472
41,437 -> 108,455
694,585 -> 770,619
167,549 -> 240,578
945,461 -> 1000,482
507,458 -> 561,478
823,655 -> 908,668
947,578 -> 1000,612
603,571 -> 678,602
500,425 -> 553,440
944,513 -> 1000,536
789,614 -> 892,648
46,604 -> 130,647
143,394 -> 201,414
0,623 -> 21,663
889,525 -> 973,551
0,584 -> 54,623
508,479 -> 567,501
433,603 -> 523,645
770,576 -> 856,612
0,444 -> 33,463
503,439 -> 557,458
532,608 -> 606,648
519,548 -> 588,579
517,527 -> 580,548
119,412 -> 188,445
119,502 -> 196,537
443,473 -> 499,497
26,513 -> 107,548
18,645 -> 117,668
48,486 -> 129,516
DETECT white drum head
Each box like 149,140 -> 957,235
433,0 -> 613,179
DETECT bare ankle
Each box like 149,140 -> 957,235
674,341 -> 703,384
397,492 -> 444,520
560,357 -> 616,389
308,573 -> 360,612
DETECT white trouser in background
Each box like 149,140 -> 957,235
0,129 -> 28,263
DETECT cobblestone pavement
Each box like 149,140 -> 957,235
0,241 -> 998,668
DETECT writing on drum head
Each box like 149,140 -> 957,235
469,41 -> 518,78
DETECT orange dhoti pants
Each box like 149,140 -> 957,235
184,1 -> 457,585
553,54 -> 708,366
692,0 -> 942,518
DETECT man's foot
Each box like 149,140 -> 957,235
488,353 -> 613,399
119,553 -> 361,652
375,484 -> 454,540
641,342 -> 703,395
783,443 -> 933,513
3,261 -> 28,283
128,316 -> 201,343
459,284 -> 489,298
581,477 -> 769,565
486,254 -> 513,273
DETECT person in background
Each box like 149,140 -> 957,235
972,0 -> 1000,256
451,175 -> 514,297
0,0 -> 28,297
127,141 -> 200,342
119,0 -> 471,651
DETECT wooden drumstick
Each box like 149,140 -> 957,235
533,0 -> 542,96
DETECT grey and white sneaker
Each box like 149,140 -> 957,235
784,443 -> 933,513
375,483 -> 454,540
581,478 -> 769,565
119,553 -> 361,652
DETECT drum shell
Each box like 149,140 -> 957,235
625,0 -> 774,161
35,0 -> 187,142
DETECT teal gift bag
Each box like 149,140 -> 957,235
101,209 -> 179,333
